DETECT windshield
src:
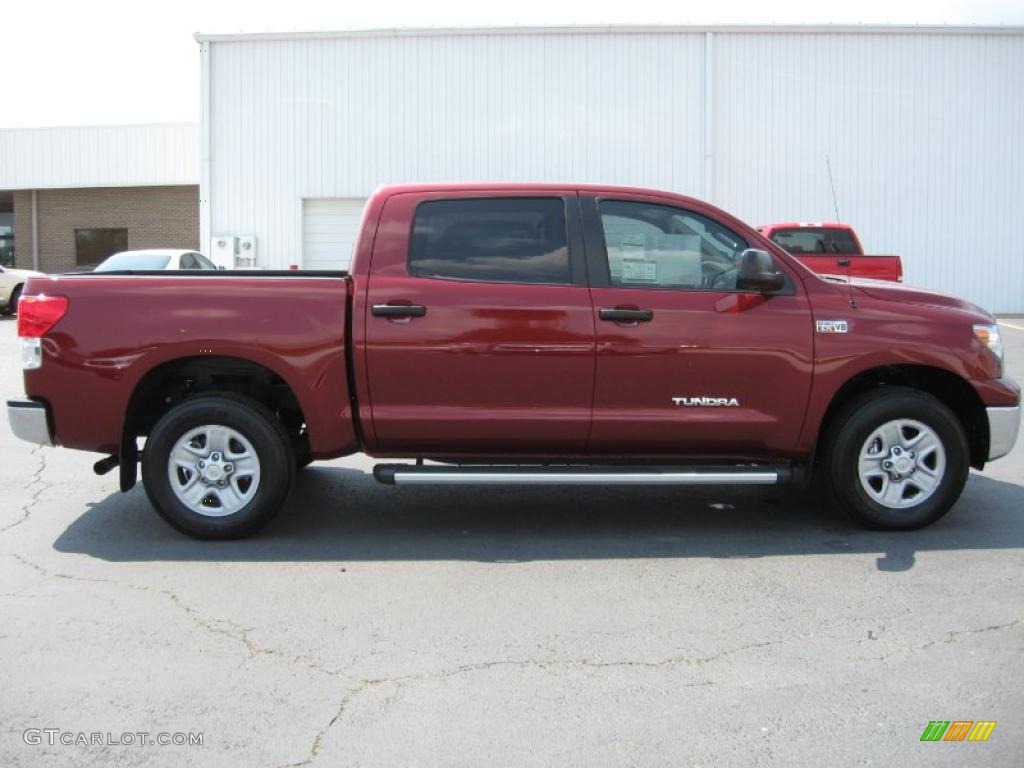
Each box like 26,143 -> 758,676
769,227 -> 860,255
94,252 -> 172,271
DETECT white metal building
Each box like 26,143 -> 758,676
197,25 -> 1024,312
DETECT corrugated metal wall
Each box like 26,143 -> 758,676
205,29 -> 1024,312
714,32 -> 1024,312
0,123 -> 198,190
206,32 -> 705,275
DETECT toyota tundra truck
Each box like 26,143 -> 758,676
759,222 -> 903,282
6,184 -> 1020,539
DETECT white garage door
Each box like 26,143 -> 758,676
302,198 -> 367,271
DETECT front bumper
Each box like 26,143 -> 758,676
7,399 -> 53,447
987,406 -> 1020,461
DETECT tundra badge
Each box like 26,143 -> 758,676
816,320 -> 849,334
672,397 -> 740,407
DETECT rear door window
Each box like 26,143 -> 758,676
409,198 -> 571,284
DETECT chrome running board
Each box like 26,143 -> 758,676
373,464 -> 789,486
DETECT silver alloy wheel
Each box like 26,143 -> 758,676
858,418 -> 946,509
167,424 -> 261,517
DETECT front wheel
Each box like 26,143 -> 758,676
825,388 -> 969,530
141,394 -> 295,539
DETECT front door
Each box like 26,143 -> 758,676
582,194 -> 814,458
364,191 -> 595,455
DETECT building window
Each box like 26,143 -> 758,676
75,228 -> 128,267
409,198 -> 570,284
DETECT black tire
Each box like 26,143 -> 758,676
0,285 -> 20,316
142,394 -> 295,539
824,387 -> 969,530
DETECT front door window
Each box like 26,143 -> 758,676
598,200 -> 747,292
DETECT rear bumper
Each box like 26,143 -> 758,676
6,399 -> 53,447
987,406 -> 1020,461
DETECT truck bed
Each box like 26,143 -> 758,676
20,271 -> 356,457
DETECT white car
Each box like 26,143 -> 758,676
0,265 -> 43,316
94,249 -> 219,272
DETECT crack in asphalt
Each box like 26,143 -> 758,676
869,617 -> 1024,661
0,551 -> 358,681
278,618 -> 1024,767
0,550 -> 770,767
0,446 -> 51,534
5,551 -> 1022,766
275,658 -> 720,767
277,688 -> 363,768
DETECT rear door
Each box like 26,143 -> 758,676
583,194 -> 814,457
363,191 -> 595,454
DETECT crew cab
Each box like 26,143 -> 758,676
7,184 -> 1019,539
759,222 -> 903,282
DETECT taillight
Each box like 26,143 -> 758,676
18,295 -> 69,338
17,295 -> 68,370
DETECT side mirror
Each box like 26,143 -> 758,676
217,265 -> 226,270
736,248 -> 786,293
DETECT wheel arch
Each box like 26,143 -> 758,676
816,364 -> 988,469
123,354 -> 311,465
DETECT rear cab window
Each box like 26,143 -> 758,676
409,198 -> 571,284
769,227 -> 860,254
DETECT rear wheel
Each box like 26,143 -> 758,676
825,387 -> 969,530
142,394 -> 295,539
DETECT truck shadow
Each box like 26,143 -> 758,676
52,467 -> 1024,572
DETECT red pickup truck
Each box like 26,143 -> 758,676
7,184 -> 1019,539
759,222 -> 903,282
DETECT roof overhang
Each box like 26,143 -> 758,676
194,23 -> 1024,44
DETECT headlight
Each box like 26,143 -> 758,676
973,324 -> 1004,368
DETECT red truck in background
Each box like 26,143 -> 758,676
759,222 -> 903,282
7,183 -> 1019,539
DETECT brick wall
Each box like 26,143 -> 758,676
13,185 -> 199,272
